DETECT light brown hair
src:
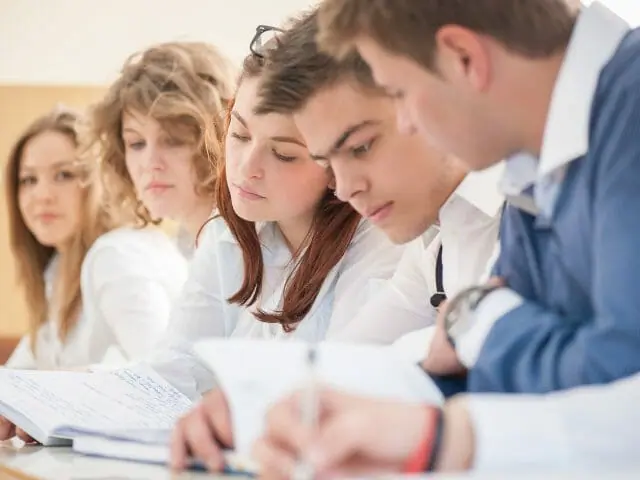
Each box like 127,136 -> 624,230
216,39 -> 361,331
5,107 -> 120,351
85,42 -> 236,225
255,9 -> 382,115
317,0 -> 577,70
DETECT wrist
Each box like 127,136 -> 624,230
435,397 -> 475,472
403,406 -> 443,473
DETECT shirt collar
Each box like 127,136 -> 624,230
538,1 -> 630,178
452,162 -> 505,218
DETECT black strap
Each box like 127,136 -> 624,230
430,244 -> 446,308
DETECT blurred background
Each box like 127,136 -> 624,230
0,0 -> 638,347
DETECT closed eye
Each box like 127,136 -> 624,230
272,149 -> 297,162
349,137 -> 378,159
230,132 -> 250,142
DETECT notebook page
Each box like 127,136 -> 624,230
193,339 -> 443,454
0,365 -> 193,444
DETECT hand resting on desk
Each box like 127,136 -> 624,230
0,417 -> 37,444
170,388 -> 234,472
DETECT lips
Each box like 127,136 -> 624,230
233,183 -> 266,200
36,213 -> 60,223
363,202 -> 393,223
145,181 -> 173,192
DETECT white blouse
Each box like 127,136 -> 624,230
144,217 -> 405,399
5,227 -> 188,370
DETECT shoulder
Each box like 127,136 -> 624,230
82,226 -> 186,281
342,219 -> 405,266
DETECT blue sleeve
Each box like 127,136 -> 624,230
470,84 -> 640,393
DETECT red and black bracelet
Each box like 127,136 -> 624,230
403,406 -> 444,473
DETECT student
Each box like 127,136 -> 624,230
170,11 -> 502,470
253,0 -> 640,475
85,42 -> 236,258
143,34 -> 404,399
316,0 -> 640,392
254,13 -> 504,358
3,107 -> 186,370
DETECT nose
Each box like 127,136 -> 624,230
32,178 -> 56,203
332,159 -> 368,203
237,144 -> 264,180
143,143 -> 166,172
395,102 -> 418,136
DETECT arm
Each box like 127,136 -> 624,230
462,373 -> 640,471
330,234 -> 437,343
458,86 -> 640,392
324,221 -> 406,340
86,241 -> 182,360
143,219 -> 233,399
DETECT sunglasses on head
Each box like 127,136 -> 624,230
249,24 -> 285,58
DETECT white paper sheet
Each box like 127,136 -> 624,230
193,339 -> 444,454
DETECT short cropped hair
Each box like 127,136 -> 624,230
317,0 -> 577,71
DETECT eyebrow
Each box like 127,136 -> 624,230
121,127 -> 141,135
20,160 -> 78,171
232,111 -> 306,148
231,111 -> 248,128
310,120 -> 381,160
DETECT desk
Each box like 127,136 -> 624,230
2,440 -> 640,480
0,440 -> 240,479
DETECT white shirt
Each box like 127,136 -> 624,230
5,227 -> 187,370
456,1 -> 631,368
333,167 -> 504,361
144,217 -> 405,399
468,372 -> 640,471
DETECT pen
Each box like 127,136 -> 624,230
292,345 -> 319,480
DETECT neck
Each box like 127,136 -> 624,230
508,50 -> 567,157
181,199 -> 215,242
277,215 -> 314,255
436,158 -> 469,225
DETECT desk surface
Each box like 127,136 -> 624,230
0,440 -> 235,479
2,440 -> 640,480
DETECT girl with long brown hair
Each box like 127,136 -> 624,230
85,41 -> 237,258
3,106 -> 187,370
143,36 -> 405,398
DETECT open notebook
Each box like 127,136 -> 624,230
0,365 -> 192,446
0,340 -> 442,471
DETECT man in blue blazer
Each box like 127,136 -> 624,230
316,0 -> 640,394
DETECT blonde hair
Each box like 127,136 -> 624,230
84,42 -> 237,225
4,107 -> 122,351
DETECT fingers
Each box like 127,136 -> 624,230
0,417 -> 16,441
307,412 -> 366,474
252,437 -> 297,480
205,388 -> 234,448
16,428 -> 37,444
170,401 -> 225,472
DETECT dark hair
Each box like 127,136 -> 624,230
317,0 -> 577,71
255,9 -> 383,116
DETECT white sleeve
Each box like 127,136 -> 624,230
4,336 -> 36,369
143,220 -> 230,399
467,373 -> 640,471
324,221 -> 406,341
87,244 -> 177,360
331,236 -> 438,344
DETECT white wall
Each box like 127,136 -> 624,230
0,0 -> 316,85
0,0 -> 638,86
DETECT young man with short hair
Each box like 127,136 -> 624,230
255,0 -> 640,475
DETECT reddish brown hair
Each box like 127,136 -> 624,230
215,46 -> 361,331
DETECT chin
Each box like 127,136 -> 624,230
230,200 -> 270,223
